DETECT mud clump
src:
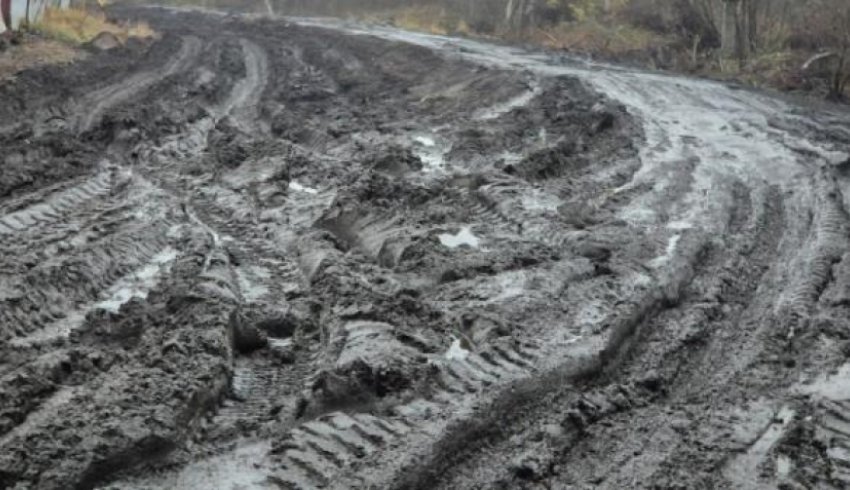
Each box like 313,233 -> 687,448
230,310 -> 269,354
367,146 -> 425,177
207,120 -> 252,168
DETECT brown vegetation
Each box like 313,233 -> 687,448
0,5 -> 155,80
0,34 -> 82,80
33,7 -> 155,44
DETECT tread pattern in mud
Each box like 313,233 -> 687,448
813,398 -> 850,485
270,412 -> 415,488
0,172 -> 115,234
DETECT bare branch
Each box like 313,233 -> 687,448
802,51 -> 838,71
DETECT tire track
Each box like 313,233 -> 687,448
803,374 -> 850,488
270,412 -> 416,489
382,178 -> 783,489
76,35 -> 202,133
0,170 -> 120,239
4,9 -> 850,489
1,220 -> 178,344
138,37 -> 270,168
218,38 -> 269,131
271,19 -> 849,489
265,330 -> 550,488
775,174 -> 850,333
318,208 -> 419,268
0,165 -> 185,345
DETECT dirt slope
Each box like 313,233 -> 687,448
1,6 -> 850,490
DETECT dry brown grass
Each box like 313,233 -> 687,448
0,7 -> 155,81
530,20 -> 664,56
364,5 -> 471,37
33,7 -> 155,45
0,36 -> 83,81
367,7 -> 660,58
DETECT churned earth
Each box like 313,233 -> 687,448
1,5 -> 850,490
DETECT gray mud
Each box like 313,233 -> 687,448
1,6 -> 850,490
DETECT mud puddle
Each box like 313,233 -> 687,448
412,133 -> 450,172
287,181 -> 318,194
798,362 -> 850,400
438,225 -> 480,249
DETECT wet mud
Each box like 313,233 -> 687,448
1,6 -> 850,489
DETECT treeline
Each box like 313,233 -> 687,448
258,0 -> 848,98
612,0 -> 850,98
458,0 -> 848,99
122,0 -> 850,99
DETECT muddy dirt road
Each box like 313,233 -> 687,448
2,6 -> 850,489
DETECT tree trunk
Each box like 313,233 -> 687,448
517,0 -> 527,32
734,0 -> 748,67
746,0 -> 758,52
504,0 -> 527,34
721,0 -> 739,57
1,0 -> 11,31
691,34 -> 701,68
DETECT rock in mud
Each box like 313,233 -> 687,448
89,32 -> 122,51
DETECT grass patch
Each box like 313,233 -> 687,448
33,7 -> 155,45
0,36 -> 83,81
370,9 -> 662,58
531,20 -> 665,56
363,5 -> 471,37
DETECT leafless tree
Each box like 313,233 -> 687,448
802,0 -> 850,99
264,0 -> 850,99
